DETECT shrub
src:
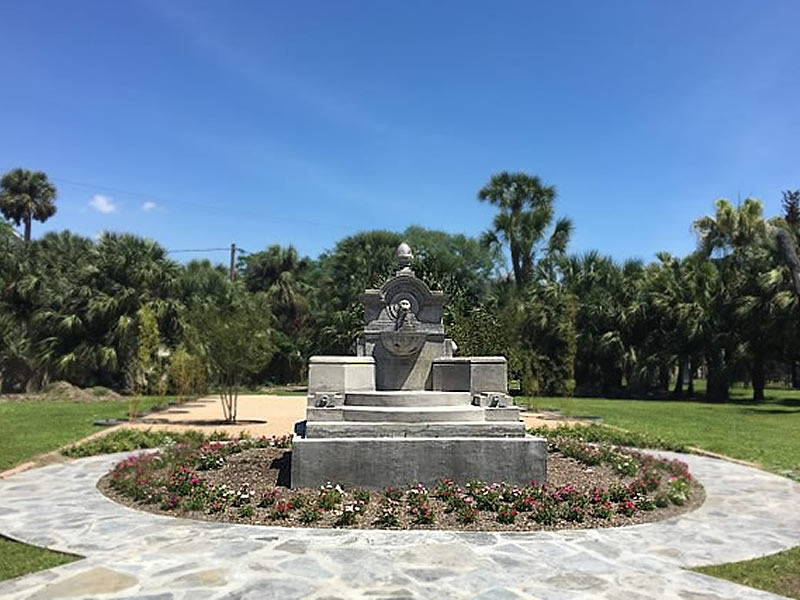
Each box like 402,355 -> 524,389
318,483 -> 343,510
409,503 -> 434,525
270,501 -> 294,519
592,500 -> 613,519
532,504 -> 557,525
299,506 -> 322,524
667,478 -> 691,506
195,443 -> 225,470
406,484 -> 430,509
375,500 -> 400,528
63,429 -> 229,458
563,505 -> 584,522
456,505 -> 478,524
257,489 -> 279,508
497,506 -> 517,524
618,500 -> 637,517
384,487 -> 403,502
333,502 -> 362,527
167,466 -> 203,496
528,424 -> 687,452
353,489 -> 371,505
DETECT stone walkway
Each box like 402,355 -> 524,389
0,451 -> 799,599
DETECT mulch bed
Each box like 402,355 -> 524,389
98,446 -> 705,532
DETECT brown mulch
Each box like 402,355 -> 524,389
98,447 -> 705,532
0,381 -> 121,404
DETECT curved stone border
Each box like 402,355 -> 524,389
0,451 -> 798,599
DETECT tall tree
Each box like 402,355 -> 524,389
241,245 -> 313,383
693,198 -> 774,401
0,169 -> 57,242
782,190 -> 800,227
478,171 -> 572,288
190,288 -> 274,422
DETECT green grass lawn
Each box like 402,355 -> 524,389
0,536 -> 78,582
0,396 -> 172,473
520,388 -> 800,476
696,546 -> 800,600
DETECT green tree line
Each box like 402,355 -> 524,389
2,168 -> 799,403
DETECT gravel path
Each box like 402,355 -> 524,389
0,451 -> 799,599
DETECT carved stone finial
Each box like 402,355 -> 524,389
396,242 -> 413,269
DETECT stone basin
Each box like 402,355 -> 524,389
379,330 -> 427,357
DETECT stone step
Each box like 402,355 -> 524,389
341,406 -> 484,423
345,391 -> 472,407
303,420 -> 526,439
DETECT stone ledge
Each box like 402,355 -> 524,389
309,356 -> 375,364
303,421 -> 526,438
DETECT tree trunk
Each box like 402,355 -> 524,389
510,245 -> 522,288
706,356 -> 729,402
792,361 -> 800,389
24,215 -> 31,243
673,361 -> 684,397
660,364 -> 670,392
687,359 -> 695,396
751,354 -> 765,402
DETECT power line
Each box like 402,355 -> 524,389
167,247 -> 249,254
167,247 -> 232,253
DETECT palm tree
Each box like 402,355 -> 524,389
693,198 -> 775,401
478,171 -> 572,288
0,169 -> 57,242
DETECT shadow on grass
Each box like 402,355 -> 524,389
737,407 -> 800,415
557,394 -> 800,408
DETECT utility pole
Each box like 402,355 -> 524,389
229,243 -> 236,281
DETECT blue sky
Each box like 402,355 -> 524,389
1,0 -> 798,266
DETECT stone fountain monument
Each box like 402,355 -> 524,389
291,243 -> 546,488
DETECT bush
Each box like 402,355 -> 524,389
63,429 -> 228,458
528,423 -> 687,452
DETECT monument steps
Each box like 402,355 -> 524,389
344,390 -> 472,407
340,405 -> 484,423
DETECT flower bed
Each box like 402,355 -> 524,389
99,435 -> 703,531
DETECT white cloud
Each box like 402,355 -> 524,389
142,201 -> 158,212
89,195 -> 117,214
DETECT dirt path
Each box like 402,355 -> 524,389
124,394 -> 308,437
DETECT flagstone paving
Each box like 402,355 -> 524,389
0,450 -> 799,599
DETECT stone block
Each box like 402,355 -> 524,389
307,356 -> 375,396
290,436 -> 547,488
484,407 -> 521,421
432,357 -> 508,394
305,407 -> 344,421
468,357 -> 508,393
431,359 -> 470,391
